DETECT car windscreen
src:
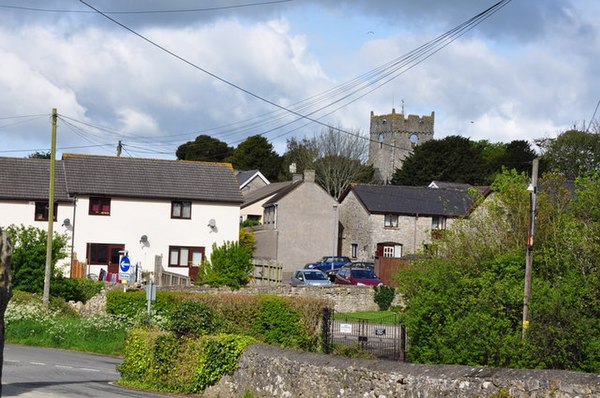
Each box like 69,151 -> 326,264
304,271 -> 327,280
351,269 -> 376,279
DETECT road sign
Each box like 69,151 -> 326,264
119,255 -> 131,283
119,256 -> 131,273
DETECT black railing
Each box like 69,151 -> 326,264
323,309 -> 407,361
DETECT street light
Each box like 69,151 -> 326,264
522,158 -> 539,340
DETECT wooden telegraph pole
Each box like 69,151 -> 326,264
522,158 -> 539,339
43,108 -> 57,308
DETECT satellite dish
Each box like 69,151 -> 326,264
208,219 -> 216,228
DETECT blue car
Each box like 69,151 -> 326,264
304,256 -> 352,273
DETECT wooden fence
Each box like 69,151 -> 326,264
375,257 -> 412,287
250,258 -> 283,286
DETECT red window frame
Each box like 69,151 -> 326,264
168,246 -> 205,267
89,197 -> 111,216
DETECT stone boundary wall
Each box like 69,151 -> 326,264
204,344 -> 600,398
169,285 -> 404,313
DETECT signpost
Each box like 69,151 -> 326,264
119,255 -> 131,285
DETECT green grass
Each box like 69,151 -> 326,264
5,291 -> 132,355
333,310 -> 399,324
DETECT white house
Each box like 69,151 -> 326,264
0,154 -> 243,279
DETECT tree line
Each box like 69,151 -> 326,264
176,125 -> 600,197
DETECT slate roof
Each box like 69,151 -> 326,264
62,154 -> 243,203
236,169 -> 269,188
0,157 -> 70,201
342,184 -> 488,217
242,181 -> 293,207
263,180 -> 303,206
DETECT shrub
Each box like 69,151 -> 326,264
373,285 -> 395,311
50,277 -> 103,303
168,300 -> 224,337
195,241 -> 253,289
251,295 -> 308,349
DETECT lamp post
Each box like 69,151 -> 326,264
522,158 -> 539,340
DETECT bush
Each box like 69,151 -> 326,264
195,241 -> 253,289
118,329 -> 255,394
168,300 -> 224,337
251,295 -> 308,349
373,285 -> 395,311
50,277 -> 103,303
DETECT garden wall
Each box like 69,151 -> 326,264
173,285 -> 404,313
204,344 -> 600,398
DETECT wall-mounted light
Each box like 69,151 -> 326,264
140,234 -> 148,244
62,218 -> 71,227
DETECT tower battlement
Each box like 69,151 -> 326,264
368,108 -> 435,182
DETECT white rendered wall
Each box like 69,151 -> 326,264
72,196 -> 240,277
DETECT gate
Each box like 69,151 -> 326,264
322,308 -> 407,361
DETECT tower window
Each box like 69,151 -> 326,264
409,134 -> 419,147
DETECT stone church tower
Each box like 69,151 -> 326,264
368,109 -> 435,182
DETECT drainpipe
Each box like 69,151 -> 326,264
70,195 -> 77,273
413,214 -> 418,254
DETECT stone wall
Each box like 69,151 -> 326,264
204,344 -> 600,398
178,285 -> 403,313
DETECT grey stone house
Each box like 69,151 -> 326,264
338,184 -> 489,261
252,170 -> 338,278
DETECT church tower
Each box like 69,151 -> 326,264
368,109 -> 434,183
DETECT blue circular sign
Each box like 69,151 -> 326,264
119,256 -> 131,272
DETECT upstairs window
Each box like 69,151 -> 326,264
384,214 -> 398,228
34,201 -> 57,221
89,197 -> 111,216
432,215 -> 447,230
171,201 -> 191,219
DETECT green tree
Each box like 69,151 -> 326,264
391,135 -> 488,186
226,135 -> 282,181
397,170 -> 600,372
239,228 -> 255,254
27,151 -> 51,159
537,129 -> 600,179
4,225 -> 68,294
281,137 -> 319,179
195,241 -> 253,289
175,135 -> 233,162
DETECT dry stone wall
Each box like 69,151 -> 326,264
204,344 -> 600,398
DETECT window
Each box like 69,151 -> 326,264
351,244 -> 358,259
382,244 -> 402,258
171,201 -> 191,219
432,216 -> 447,230
89,197 -> 111,215
169,246 -> 205,267
384,214 -> 398,228
34,201 -> 57,221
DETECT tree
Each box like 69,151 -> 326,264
391,135 -> 488,186
396,170 -> 600,372
537,129 -> 600,179
313,126 -> 371,199
27,151 -> 50,159
226,135 -> 282,181
5,225 -> 68,294
175,135 -> 233,162
281,137 -> 319,179
476,139 -> 537,176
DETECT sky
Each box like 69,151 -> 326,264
0,0 -> 598,160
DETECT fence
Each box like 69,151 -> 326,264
250,258 -> 283,286
323,308 -> 407,361
375,257 -> 412,287
154,255 -> 190,287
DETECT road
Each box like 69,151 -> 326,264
2,344 -> 175,397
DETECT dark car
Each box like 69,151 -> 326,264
334,266 -> 383,286
304,256 -> 352,273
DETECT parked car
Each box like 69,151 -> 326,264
333,266 -> 383,286
290,269 -> 332,287
304,256 -> 352,273
326,261 -> 375,282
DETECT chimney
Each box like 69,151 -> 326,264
303,169 -> 315,183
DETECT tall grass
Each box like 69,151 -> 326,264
5,291 -> 133,355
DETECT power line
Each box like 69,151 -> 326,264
0,1 -> 292,14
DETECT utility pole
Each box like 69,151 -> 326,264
43,108 -> 57,308
522,158 -> 539,340
117,140 -> 122,157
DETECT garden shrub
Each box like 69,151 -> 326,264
195,241 -> 253,289
251,295 -> 308,349
118,329 -> 254,394
373,285 -> 395,311
168,300 -> 224,337
50,276 -> 103,303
